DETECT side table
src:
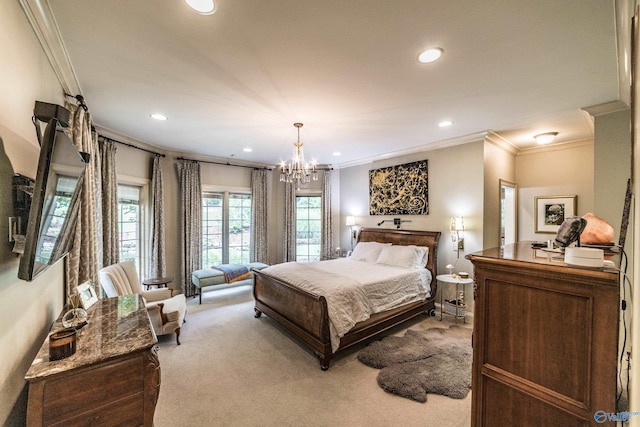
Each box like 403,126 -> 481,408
435,274 -> 473,324
143,276 -> 173,290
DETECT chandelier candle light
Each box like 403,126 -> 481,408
280,122 -> 318,188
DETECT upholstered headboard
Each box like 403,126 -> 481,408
356,228 -> 441,278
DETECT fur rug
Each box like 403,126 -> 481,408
358,325 -> 472,402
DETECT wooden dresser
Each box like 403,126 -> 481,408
467,242 -> 619,427
25,295 -> 160,426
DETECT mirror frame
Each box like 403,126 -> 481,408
499,179 -> 518,246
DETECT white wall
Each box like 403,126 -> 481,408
592,107 -> 634,413
593,109 -> 632,244
0,1 -> 66,424
516,141 -> 594,242
338,139 -> 485,312
483,138 -> 516,249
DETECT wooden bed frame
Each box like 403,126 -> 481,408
253,228 -> 441,370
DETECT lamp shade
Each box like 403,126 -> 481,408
345,216 -> 356,226
450,216 -> 464,231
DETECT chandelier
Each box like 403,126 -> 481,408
279,122 -> 318,186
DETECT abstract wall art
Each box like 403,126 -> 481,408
369,159 -> 429,215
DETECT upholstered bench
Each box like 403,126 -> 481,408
191,262 -> 269,304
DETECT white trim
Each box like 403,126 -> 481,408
202,185 -> 250,193
19,0 -> 82,95
516,139 -> 593,156
332,131 -> 487,169
484,131 -> 520,155
116,181 -> 149,279
117,174 -> 149,187
581,100 -> 630,117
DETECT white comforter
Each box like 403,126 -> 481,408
260,258 -> 432,352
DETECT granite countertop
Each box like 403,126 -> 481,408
26,294 -> 157,380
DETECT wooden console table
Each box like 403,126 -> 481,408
25,295 -> 160,426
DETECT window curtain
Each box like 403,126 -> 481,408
99,139 -> 119,267
64,103 -> 101,296
250,169 -> 268,263
282,181 -> 296,262
320,170 -> 333,260
177,159 -> 202,297
149,155 -> 167,277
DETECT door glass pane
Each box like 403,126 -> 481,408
296,196 -> 321,262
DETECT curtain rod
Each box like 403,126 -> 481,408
98,135 -> 166,158
176,157 -> 333,172
176,157 -> 273,170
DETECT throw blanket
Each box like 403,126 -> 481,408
212,264 -> 251,283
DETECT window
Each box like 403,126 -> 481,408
296,195 -> 322,262
202,192 -> 251,267
117,184 -> 142,272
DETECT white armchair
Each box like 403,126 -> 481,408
99,261 -> 187,345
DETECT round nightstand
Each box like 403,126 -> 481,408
142,276 -> 173,290
435,274 -> 474,323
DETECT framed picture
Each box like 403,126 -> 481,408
534,195 -> 577,233
78,281 -> 98,309
369,159 -> 429,215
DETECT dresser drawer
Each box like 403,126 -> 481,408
41,356 -> 143,426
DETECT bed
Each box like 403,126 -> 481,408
253,228 -> 441,370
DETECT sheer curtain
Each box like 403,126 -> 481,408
250,169 -> 269,263
99,139 -> 119,267
64,103 -> 101,295
282,182 -> 296,262
320,170 -> 333,260
177,159 -> 202,297
149,155 -> 167,277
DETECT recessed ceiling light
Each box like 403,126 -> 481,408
243,147 -> 253,152
418,48 -> 444,64
533,132 -> 558,145
439,120 -> 453,127
333,152 -> 341,156
150,113 -> 167,121
185,0 -> 216,14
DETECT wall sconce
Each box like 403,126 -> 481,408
8,217 -> 20,243
346,216 -> 357,250
450,216 -> 465,257
377,218 -> 412,228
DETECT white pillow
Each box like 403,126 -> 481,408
350,241 -> 391,263
414,245 -> 430,266
375,245 -> 428,269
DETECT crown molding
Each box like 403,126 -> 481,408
332,131 -> 487,169
19,0 -> 82,95
484,131 -> 520,155
581,100 -> 630,117
516,138 -> 593,156
93,124 -> 164,155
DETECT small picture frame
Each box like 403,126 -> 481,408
534,195 -> 577,234
78,281 -> 98,309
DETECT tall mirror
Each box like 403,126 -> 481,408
499,179 -> 518,246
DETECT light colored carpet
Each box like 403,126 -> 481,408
154,285 -> 472,427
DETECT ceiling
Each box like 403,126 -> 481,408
44,0 -> 621,167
